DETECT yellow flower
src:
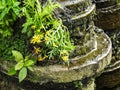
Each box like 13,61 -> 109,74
62,55 -> 68,61
37,29 -> 40,32
34,47 -> 40,54
31,34 -> 43,44
45,36 -> 50,43
53,42 -> 58,47
60,50 -> 68,55
42,24 -> 45,29
38,55 -> 43,61
31,25 -> 36,29
38,55 -> 46,61
46,30 -> 52,36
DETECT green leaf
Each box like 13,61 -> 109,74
15,61 -> 24,70
12,50 -> 24,62
27,66 -> 34,71
0,6 -> 4,10
24,60 -> 34,67
36,0 -> 41,13
13,8 -> 20,16
13,2 -> 20,7
0,8 -> 9,20
25,56 -> 29,61
8,67 -> 16,76
19,67 -> 27,82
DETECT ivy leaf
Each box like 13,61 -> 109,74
8,67 -> 16,76
19,67 -> 27,82
12,50 -> 23,62
15,61 -> 24,70
24,60 -> 34,67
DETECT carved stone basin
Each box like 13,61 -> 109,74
0,27 -> 112,86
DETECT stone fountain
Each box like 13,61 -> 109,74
0,0 -> 112,90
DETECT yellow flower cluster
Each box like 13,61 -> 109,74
53,42 -> 58,47
46,30 -> 52,35
33,47 -> 48,61
45,36 -> 50,43
31,34 -> 43,44
61,55 -> 68,61
38,55 -> 48,61
31,25 -> 36,29
34,47 -> 41,54
60,50 -> 69,62
44,30 -> 52,43
60,50 -> 68,55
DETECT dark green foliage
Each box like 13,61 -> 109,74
0,0 -> 21,38
0,35 -> 29,61
0,0 -> 75,82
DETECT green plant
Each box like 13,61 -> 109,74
0,0 -> 21,38
1,0 -> 75,82
8,50 -> 35,82
21,0 -> 75,64
0,35 -> 29,61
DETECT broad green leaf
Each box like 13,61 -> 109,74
27,66 -> 34,71
12,50 -> 23,62
19,67 -> 27,82
24,60 -> 34,67
15,61 -> 24,70
8,67 -> 16,76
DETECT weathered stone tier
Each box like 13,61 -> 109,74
0,29 -> 112,85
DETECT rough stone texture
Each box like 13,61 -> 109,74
0,71 -> 95,90
95,29 -> 120,90
96,60 -> 120,89
56,0 -> 92,14
56,0 -> 96,45
95,0 -> 117,9
29,29 -> 112,84
95,4 -> 120,30
0,30 -> 112,86
94,1 -> 120,89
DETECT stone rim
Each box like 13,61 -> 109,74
0,28 -> 112,84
